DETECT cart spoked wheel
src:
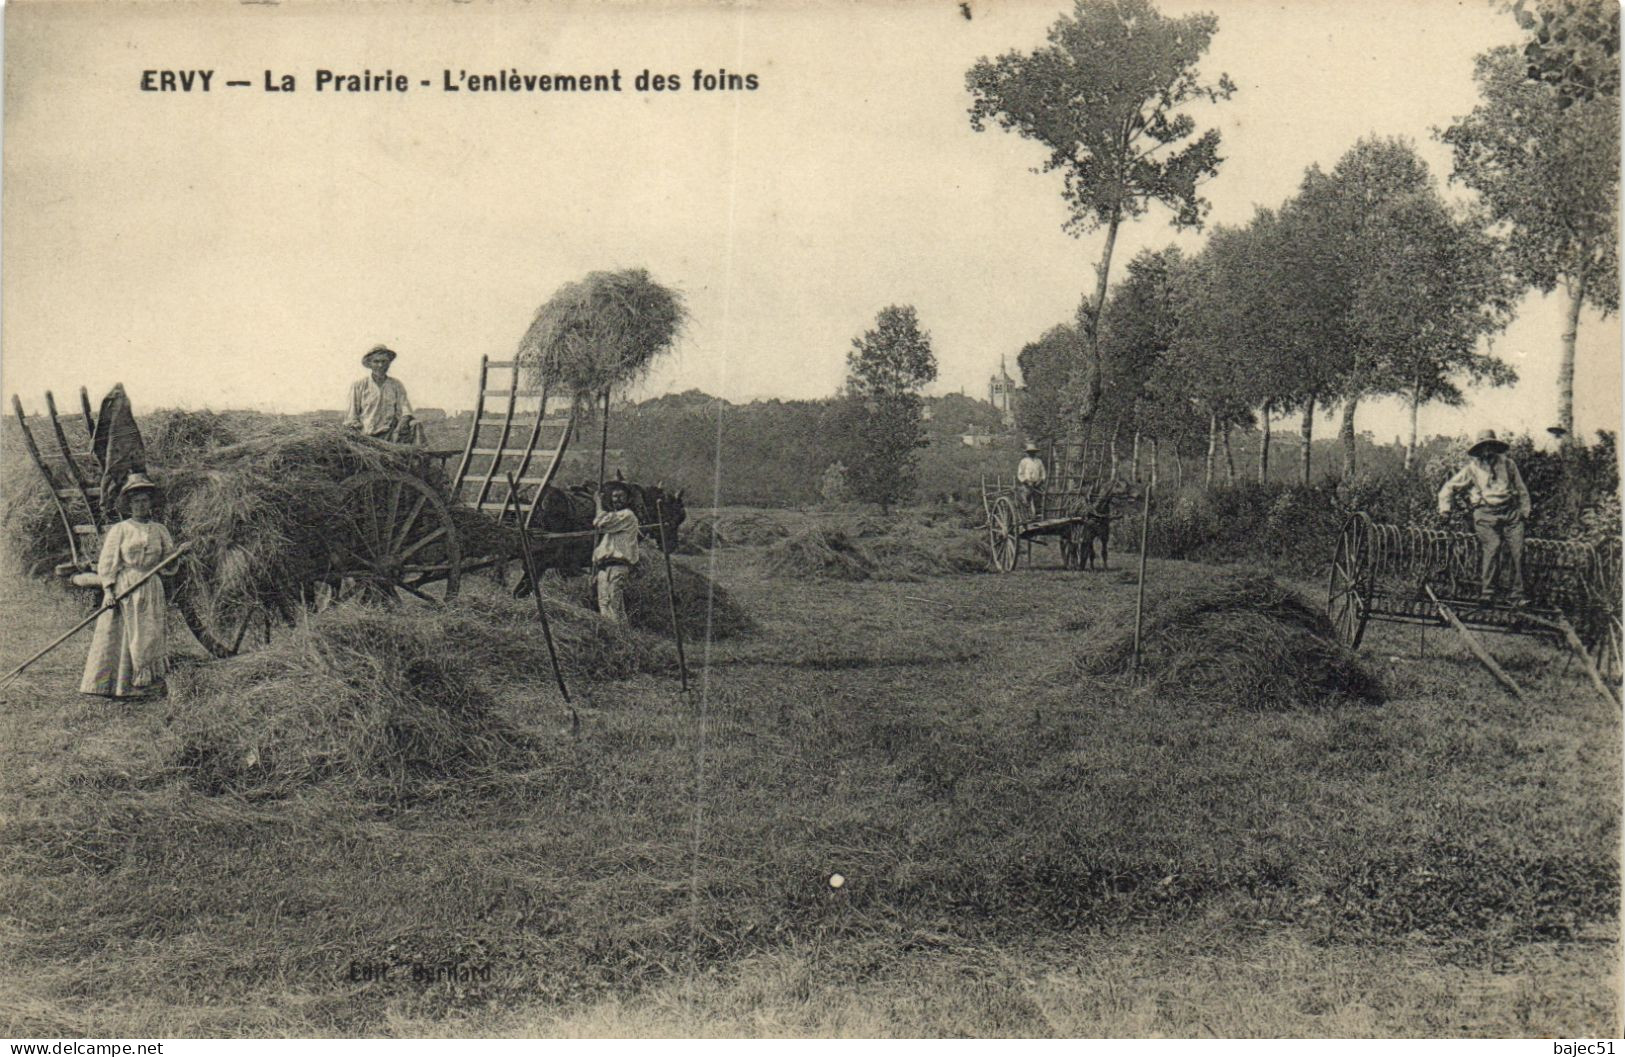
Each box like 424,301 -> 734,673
175,548 -> 296,659
331,470 -> 461,606
988,496 -> 1022,573
1327,513 -> 1370,649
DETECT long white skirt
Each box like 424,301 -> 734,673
80,573 -> 168,697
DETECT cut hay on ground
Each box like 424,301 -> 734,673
1071,566 -> 1383,710
760,520 -> 988,582
165,605 -> 534,801
682,510 -> 796,550
547,559 -> 754,640
164,588 -> 693,799
516,268 -> 685,404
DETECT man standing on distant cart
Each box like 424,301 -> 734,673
1016,444 -> 1047,519
344,345 -> 416,441
1438,429 -> 1531,605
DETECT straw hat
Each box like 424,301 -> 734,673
1023,443 -> 1041,454
1467,429 -> 1509,457
122,472 -> 158,495
362,345 -> 398,367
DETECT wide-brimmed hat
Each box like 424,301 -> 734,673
122,472 -> 159,495
1468,429 -> 1509,457
1023,443 -> 1041,454
362,345 -> 398,367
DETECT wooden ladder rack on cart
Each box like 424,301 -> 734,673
451,356 -> 575,532
10,388 -> 107,573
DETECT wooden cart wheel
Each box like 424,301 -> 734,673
1326,514 -> 1369,650
331,470 -> 461,606
988,496 -> 1021,573
175,547 -> 294,659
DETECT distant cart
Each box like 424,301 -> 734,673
979,440 -> 1124,573
1326,512 -> 1622,680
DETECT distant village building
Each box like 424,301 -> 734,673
961,422 -> 997,448
414,407 -> 447,423
988,357 -> 1018,429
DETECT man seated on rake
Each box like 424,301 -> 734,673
1438,429 -> 1531,606
344,344 -> 417,443
592,481 -> 640,624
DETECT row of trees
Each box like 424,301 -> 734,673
1020,137 -> 1521,485
974,0 -> 1618,484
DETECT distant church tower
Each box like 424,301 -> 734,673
988,356 -> 1018,429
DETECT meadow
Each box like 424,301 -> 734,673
0,519 -> 1618,1037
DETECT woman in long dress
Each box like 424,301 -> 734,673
81,474 -> 177,698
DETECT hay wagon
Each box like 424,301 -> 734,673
11,366 -> 577,657
1326,512 -> 1623,681
980,442 -> 1121,573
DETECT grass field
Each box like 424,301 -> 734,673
0,531 -> 1618,1038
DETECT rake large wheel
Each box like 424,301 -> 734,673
988,496 -> 1022,573
331,471 -> 461,606
1327,514 -> 1370,649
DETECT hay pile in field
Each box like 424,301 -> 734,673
166,606 -> 534,800
761,526 -> 877,581
1072,567 -> 1382,710
143,409 -> 263,463
165,589 -> 694,799
682,510 -> 796,550
516,268 -> 685,409
1,449 -> 65,576
546,559 -> 753,640
761,520 -> 987,582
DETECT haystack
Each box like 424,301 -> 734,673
760,520 -> 986,582
546,560 -> 753,640
761,526 -> 877,581
166,605 -> 533,800
516,269 -> 685,410
1071,566 -> 1382,710
682,510 -> 796,550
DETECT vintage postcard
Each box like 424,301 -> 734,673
2,0 -> 1619,1041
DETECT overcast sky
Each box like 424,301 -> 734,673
3,0 -> 1619,446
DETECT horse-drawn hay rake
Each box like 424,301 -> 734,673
1327,512 -> 1622,684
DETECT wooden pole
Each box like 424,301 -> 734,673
1424,586 -> 1530,705
655,498 -> 690,694
599,388 -> 611,488
1130,485 -> 1152,678
1,543 -> 192,690
505,474 -> 570,705
1524,611 -> 1619,708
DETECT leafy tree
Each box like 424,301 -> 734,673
1015,325 -> 1083,448
841,305 -> 939,513
1440,44 -> 1619,444
1510,0 -> 1619,107
1098,247 -> 1185,480
967,0 -> 1234,429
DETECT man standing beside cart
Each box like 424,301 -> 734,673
1438,429 -> 1532,605
592,481 -> 640,624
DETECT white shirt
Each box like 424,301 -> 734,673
1017,456 -> 1047,486
592,507 -> 641,565
345,376 -> 413,437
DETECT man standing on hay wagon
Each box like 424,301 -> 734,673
81,474 -> 178,698
592,481 -> 640,624
1438,429 -> 1532,605
344,345 -> 417,442
1017,444 -> 1047,519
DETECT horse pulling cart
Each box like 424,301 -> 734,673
980,441 -> 1123,573
1326,512 -> 1623,685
